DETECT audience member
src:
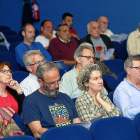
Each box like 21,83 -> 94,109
23,61 -> 81,139
114,56 -> 140,120
0,62 -> 25,115
75,63 -> 121,121
59,43 -> 117,99
127,23 -> 140,56
48,23 -> 78,66
62,12 -> 80,40
35,20 -> 56,49
15,24 -> 52,68
20,50 -> 45,96
80,21 -> 115,61
97,16 -> 113,37
0,32 -> 10,50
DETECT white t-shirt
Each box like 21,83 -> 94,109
35,30 -> 56,48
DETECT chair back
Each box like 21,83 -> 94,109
6,35 -> 23,43
2,30 -> 17,36
90,116 -> 139,140
12,71 -> 29,83
0,45 -> 8,52
0,52 -> 20,71
102,74 -> 118,90
0,26 -> 10,31
134,113 -> 140,140
117,71 -> 126,84
107,92 -> 114,103
41,125 -> 92,140
9,42 -> 21,54
102,59 -> 124,76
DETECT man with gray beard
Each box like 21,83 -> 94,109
48,23 -> 78,66
22,61 -> 81,139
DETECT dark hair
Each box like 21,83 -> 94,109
22,23 -> 33,31
56,23 -> 68,32
41,20 -> 52,27
62,13 -> 73,20
0,62 -> 11,71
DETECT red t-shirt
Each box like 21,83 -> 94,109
0,90 -> 18,113
70,29 -> 77,35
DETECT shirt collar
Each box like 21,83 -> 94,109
58,37 -> 70,43
29,73 -> 38,80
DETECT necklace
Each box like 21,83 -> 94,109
0,91 -> 11,107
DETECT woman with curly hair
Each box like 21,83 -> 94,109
75,63 -> 121,121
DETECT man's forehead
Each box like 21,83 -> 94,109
82,49 -> 94,55
44,21 -> 53,27
61,25 -> 69,30
65,16 -> 73,20
132,60 -> 140,65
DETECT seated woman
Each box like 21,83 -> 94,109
75,63 -> 121,122
0,62 -> 25,115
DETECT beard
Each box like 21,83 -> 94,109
42,82 -> 59,97
100,26 -> 107,32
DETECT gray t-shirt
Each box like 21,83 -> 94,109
91,37 -> 107,59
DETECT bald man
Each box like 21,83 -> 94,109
80,21 -> 115,61
97,16 -> 113,37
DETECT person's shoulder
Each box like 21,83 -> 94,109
25,90 -> 39,101
62,68 -> 76,79
15,42 -> 24,49
100,34 -> 110,39
79,34 -> 90,44
129,29 -> 138,37
35,35 -> 42,40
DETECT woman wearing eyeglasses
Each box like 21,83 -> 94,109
0,62 -> 25,115
75,63 -> 121,121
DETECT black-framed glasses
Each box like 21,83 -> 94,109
42,79 -> 63,87
129,67 -> 140,70
79,55 -> 96,61
0,69 -> 13,74
29,59 -> 45,66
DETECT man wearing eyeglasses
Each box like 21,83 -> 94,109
114,56 -> 140,120
20,50 -> 45,96
59,43 -> 117,99
97,16 -> 113,37
79,21 -> 115,61
23,61 -> 81,139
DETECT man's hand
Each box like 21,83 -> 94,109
100,55 -> 106,61
110,55 -> 114,60
70,33 -> 80,40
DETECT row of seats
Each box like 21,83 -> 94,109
4,115 -> 140,140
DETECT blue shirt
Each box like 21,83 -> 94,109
113,78 -> 140,120
23,90 -> 79,129
15,42 -> 52,67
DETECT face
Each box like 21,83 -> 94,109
88,21 -> 100,39
98,17 -> 109,32
42,67 -> 60,96
42,21 -> 53,36
28,54 -> 44,75
63,16 -> 73,28
77,49 -> 95,68
87,70 -> 103,93
128,60 -> 140,82
0,65 -> 12,84
57,25 -> 70,42
22,25 -> 35,45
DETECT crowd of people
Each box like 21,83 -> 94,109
0,12 -> 140,138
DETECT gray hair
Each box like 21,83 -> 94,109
36,61 -> 59,80
124,56 -> 140,73
77,63 -> 102,91
74,43 -> 93,61
87,22 -> 90,30
23,50 -> 44,69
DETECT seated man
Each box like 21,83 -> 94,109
62,12 -> 80,40
15,24 -> 52,68
23,61 -> 81,139
97,16 -> 113,37
35,20 -> 56,49
20,50 -> 45,96
59,43 -> 117,99
127,23 -> 140,56
114,56 -> 140,120
80,21 -> 115,61
48,23 -> 78,66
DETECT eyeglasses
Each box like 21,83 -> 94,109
0,69 -> 13,74
29,59 -> 45,66
79,55 -> 96,61
42,79 -> 63,87
129,67 -> 140,70
99,21 -> 109,25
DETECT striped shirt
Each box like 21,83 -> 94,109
20,73 -> 40,96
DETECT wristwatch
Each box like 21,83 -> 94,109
18,91 -> 24,95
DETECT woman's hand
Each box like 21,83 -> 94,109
7,79 -> 22,94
